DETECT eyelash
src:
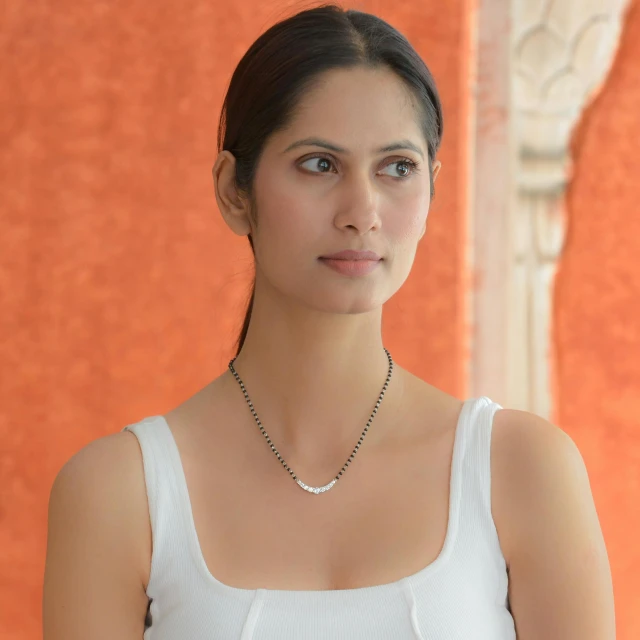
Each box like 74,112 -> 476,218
298,154 -> 421,179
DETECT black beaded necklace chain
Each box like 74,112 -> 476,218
228,348 -> 394,494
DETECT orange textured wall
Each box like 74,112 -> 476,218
553,0 -> 640,635
0,1 -> 472,636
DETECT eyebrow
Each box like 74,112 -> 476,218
283,137 -> 425,160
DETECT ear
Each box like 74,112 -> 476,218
419,161 -> 442,241
419,219 -> 427,241
432,160 -> 442,183
212,151 -> 253,237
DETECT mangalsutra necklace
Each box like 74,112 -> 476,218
228,348 -> 394,494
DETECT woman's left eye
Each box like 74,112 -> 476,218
379,160 -> 419,178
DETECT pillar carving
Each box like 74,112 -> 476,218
509,0 -> 630,417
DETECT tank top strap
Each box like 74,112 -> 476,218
451,396 -> 509,604
123,416 -> 200,593
457,396 -> 503,511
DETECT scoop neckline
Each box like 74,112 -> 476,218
156,396 -> 481,600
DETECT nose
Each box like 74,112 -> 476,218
333,172 -> 381,234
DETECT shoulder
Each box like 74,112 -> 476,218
491,407 -> 584,487
48,430 -> 151,586
489,407 -> 588,562
52,430 -> 146,508
489,408 -> 615,639
44,432 -> 152,635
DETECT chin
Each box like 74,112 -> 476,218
301,286 -> 392,315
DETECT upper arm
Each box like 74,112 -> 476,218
43,431 -> 152,640
491,409 -> 616,640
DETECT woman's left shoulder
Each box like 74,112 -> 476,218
490,408 -> 615,639
490,407 -> 581,466
489,407 -> 589,543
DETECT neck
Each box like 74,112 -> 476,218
224,291 -> 406,468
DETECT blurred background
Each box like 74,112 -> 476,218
1,0 -> 639,636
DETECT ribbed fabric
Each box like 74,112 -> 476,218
123,396 -> 516,639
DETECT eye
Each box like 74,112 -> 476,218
379,159 -> 420,179
298,156 -> 337,174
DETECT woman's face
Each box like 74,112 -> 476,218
245,65 -> 440,315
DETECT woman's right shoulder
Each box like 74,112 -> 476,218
44,429 -> 152,638
52,429 -> 148,510
47,429 -> 152,586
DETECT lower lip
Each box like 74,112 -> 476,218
319,258 -> 382,276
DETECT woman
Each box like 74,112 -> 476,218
43,5 -> 615,639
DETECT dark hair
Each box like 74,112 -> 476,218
217,3 -> 444,357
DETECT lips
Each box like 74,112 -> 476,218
319,257 -> 381,276
319,250 -> 382,261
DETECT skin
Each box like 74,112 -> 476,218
43,66 -> 616,639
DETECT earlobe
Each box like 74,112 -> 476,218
212,151 -> 253,237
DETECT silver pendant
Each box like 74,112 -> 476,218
296,478 -> 337,494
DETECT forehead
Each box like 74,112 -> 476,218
273,66 -> 424,151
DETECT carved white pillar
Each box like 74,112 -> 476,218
509,0 -> 630,418
470,0 -> 630,417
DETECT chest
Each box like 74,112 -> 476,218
177,419 -> 457,591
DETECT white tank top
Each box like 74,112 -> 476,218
123,396 -> 516,639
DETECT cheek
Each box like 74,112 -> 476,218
383,192 -> 430,244
251,172 -> 325,262
258,186 -> 322,240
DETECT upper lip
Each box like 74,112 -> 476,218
320,249 -> 382,261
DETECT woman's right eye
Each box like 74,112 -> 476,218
299,156 -> 336,174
